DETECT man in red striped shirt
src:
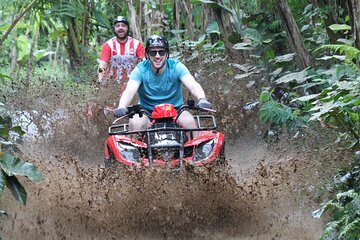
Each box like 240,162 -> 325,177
97,16 -> 145,94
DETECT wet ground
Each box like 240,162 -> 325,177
0,57 -> 352,239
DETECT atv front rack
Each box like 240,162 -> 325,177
108,109 -> 219,169
108,115 -> 217,135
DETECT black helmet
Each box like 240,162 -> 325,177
145,35 -> 169,53
113,16 -> 129,26
112,16 -> 129,38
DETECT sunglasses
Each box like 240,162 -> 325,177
148,50 -> 167,57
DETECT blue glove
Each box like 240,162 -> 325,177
198,98 -> 212,109
113,107 -> 127,118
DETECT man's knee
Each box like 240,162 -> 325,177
129,115 -> 150,131
178,111 -> 197,128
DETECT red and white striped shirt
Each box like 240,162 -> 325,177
100,36 -> 145,83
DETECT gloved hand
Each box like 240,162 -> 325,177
113,107 -> 127,118
198,98 -> 212,109
96,79 -> 105,86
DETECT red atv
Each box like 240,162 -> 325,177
104,100 -> 225,170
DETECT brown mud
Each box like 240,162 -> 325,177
0,56 -> 352,239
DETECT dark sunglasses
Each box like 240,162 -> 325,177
148,50 -> 167,57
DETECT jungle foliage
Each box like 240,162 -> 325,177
0,0 -> 360,238
0,103 -> 44,212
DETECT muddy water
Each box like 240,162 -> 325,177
0,104 -> 343,240
0,64 -> 350,239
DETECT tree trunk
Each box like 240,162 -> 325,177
180,0 -> 196,40
172,0 -> 181,40
144,1 -> 152,37
212,0 -> 233,53
54,36 -> 60,69
274,0 -> 313,69
48,36 -> 53,63
81,0 -> 88,50
25,28 -> 39,94
10,39 -> 17,80
347,0 -> 360,49
137,1 -> 143,38
312,0 -> 339,43
65,17 -> 81,70
126,0 -> 143,42
200,3 -> 210,34
61,44 -> 65,71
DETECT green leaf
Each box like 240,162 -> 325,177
205,20 -> 220,34
260,91 -> 271,102
274,53 -> 296,63
0,153 -> 44,182
233,42 -> 254,50
168,29 -> 186,35
10,126 -> 25,137
0,72 -> 12,80
292,93 -> 320,102
0,126 -> 9,139
6,175 -> 27,205
0,22 -> 28,31
16,35 -> 30,62
329,24 -> 352,32
335,81 -> 359,90
312,200 -> 334,218
275,70 -> 307,84
94,9 -> 111,28
34,50 -> 55,61
301,24 -> 310,32
316,55 -> 346,61
309,101 -> 340,121
346,110 -> 359,122
243,28 -> 262,44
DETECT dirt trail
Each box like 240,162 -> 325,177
0,58 -> 352,239
0,107 -> 348,240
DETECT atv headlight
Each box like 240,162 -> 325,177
193,139 -> 215,162
117,142 -> 140,162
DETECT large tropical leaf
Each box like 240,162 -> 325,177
0,72 -> 12,80
6,175 -> 26,205
10,126 -> 25,138
274,53 -> 296,63
292,93 -> 320,102
328,24 -> 352,32
275,70 -> 308,84
0,22 -> 27,31
243,28 -> 262,44
205,20 -> 220,34
0,125 -> 9,139
233,42 -> 254,50
94,9 -> 111,29
0,153 -> 44,182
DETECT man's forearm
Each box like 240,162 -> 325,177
118,80 -> 139,108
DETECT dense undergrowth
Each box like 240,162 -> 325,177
258,44 -> 360,239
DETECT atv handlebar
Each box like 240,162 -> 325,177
112,100 -> 216,124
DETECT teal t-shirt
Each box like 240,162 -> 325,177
129,58 -> 190,110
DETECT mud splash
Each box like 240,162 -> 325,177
1,123 -> 343,240
0,58 -> 352,239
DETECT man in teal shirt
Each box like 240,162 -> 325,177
113,35 -> 212,131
